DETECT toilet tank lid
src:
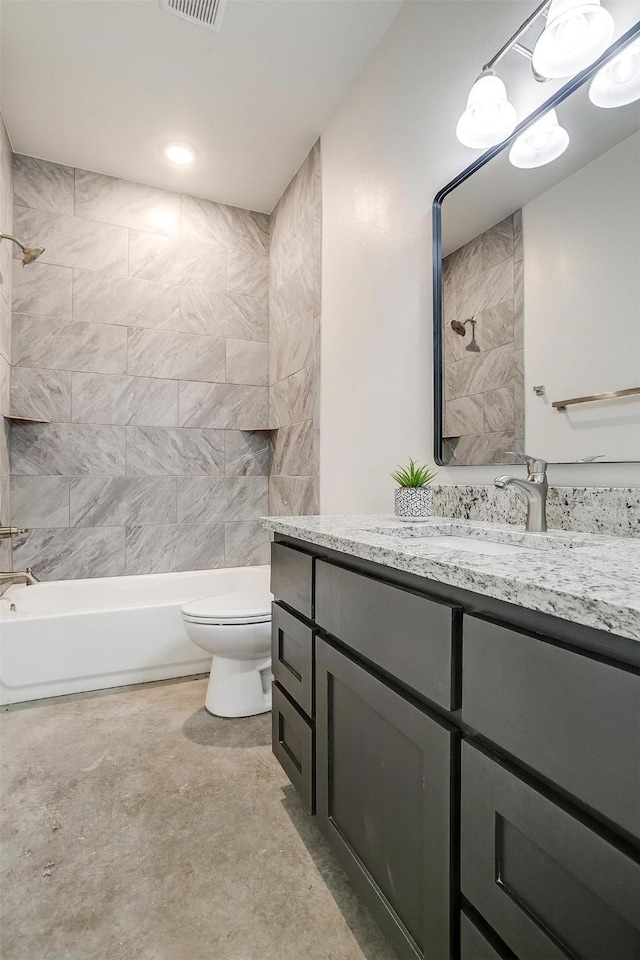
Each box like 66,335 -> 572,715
181,590 -> 273,621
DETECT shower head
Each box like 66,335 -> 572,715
21,245 -> 45,266
450,316 -> 480,352
0,233 -> 45,266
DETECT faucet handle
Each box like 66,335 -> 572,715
505,451 -> 548,479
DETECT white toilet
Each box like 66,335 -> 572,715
181,591 -> 273,718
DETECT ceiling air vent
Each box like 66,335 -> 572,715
159,0 -> 228,32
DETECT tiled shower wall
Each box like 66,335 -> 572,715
442,211 -> 524,465
0,112 -> 12,569
8,155 -> 274,579
268,141 -> 320,515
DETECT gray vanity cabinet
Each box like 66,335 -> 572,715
315,636 -> 456,960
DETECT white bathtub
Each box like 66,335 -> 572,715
0,565 -> 270,705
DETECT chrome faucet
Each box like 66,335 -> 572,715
0,567 -> 39,589
495,452 -> 548,533
0,526 -> 28,540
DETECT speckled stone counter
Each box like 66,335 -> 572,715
261,515 -> 640,641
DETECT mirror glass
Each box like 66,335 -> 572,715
437,36 -> 640,465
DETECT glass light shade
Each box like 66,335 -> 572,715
532,0 -> 614,78
509,109 -> 570,168
164,143 -> 195,165
589,37 -> 640,107
456,73 -> 518,148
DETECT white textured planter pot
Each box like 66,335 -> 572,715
394,487 -> 433,520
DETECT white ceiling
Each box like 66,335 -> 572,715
0,0 -> 402,212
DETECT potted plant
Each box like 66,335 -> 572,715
391,459 -> 438,520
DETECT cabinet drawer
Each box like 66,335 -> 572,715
461,742 -> 640,960
460,912 -> 504,960
315,560 -> 458,710
272,602 -> 314,717
462,615 -> 640,837
272,683 -> 314,814
271,542 -> 314,620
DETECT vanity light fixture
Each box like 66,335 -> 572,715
456,71 -> 518,148
164,142 -> 195,165
508,108 -> 570,167
532,0 -> 615,79
589,36 -> 640,107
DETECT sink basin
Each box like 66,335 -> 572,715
420,536 -> 533,557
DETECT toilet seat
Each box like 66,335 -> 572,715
181,591 -> 272,626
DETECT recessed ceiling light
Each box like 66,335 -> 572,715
164,142 -> 195,165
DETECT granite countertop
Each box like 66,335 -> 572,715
260,514 -> 640,641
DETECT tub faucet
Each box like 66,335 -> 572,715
0,526 -> 28,540
0,567 -> 40,588
495,452 -> 548,533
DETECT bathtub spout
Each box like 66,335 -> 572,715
0,567 -> 39,589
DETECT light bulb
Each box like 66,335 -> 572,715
456,73 -> 518,149
508,109 -> 570,168
164,143 -> 195,165
589,37 -> 640,107
532,0 -> 614,78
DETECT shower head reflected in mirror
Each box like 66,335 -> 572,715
450,316 -> 480,352
0,233 -> 45,266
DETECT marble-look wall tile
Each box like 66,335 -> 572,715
70,477 -> 177,527
513,260 -> 524,351
226,339 -> 268,386
270,420 -> 315,477
13,205 -> 129,275
10,367 -> 72,422
181,195 -> 269,254
269,364 -> 316,428
73,270 -> 180,330
478,301 -> 513,350
13,155 -> 74,216
0,420 -> 9,479
12,313 -> 128,374
270,258 -> 314,330
482,215 -> 513,269
225,430 -> 269,476
224,520 -> 270,566
178,382 -> 268,429
483,386 -> 515,433
447,343 -> 515,401
269,205 -> 313,291
0,356 -> 8,418
514,349 -> 525,440
444,395 -> 483,438
12,260 -> 72,319
513,209 -> 523,264
445,431 -> 515,466
0,295 -> 10,364
75,170 -> 181,236
13,527 -> 126,581
127,328 -> 225,383
71,373 -> 178,426
125,523 -> 225,575
180,287 -> 267,342
268,475 -> 318,517
11,422 -> 126,475
177,476 -> 268,523
458,257 -> 513,320
125,426 -> 225,476
128,230 -> 226,291
10,476 -> 70,528
227,250 -> 268,298
269,311 -> 316,386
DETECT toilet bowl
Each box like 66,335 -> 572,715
181,591 -> 273,718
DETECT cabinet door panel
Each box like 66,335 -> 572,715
461,742 -> 640,960
460,912 -> 505,960
316,637 -> 455,960
272,602 -> 314,717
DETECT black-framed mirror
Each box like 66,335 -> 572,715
433,22 -> 640,467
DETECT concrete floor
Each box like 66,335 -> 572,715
0,677 -> 395,960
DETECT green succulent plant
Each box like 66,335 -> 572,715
391,459 -> 438,488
